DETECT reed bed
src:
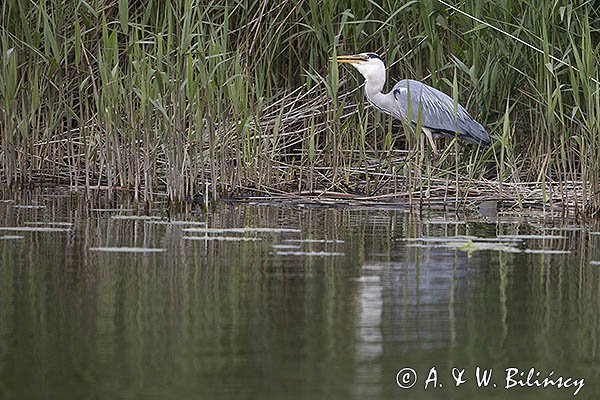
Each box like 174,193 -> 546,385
1,0 -> 598,215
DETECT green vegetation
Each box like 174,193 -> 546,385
1,0 -> 598,213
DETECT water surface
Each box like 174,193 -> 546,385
0,192 -> 599,399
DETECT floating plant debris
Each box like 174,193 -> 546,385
89,247 -> 164,253
91,208 -> 135,212
0,235 -> 24,240
404,238 -> 569,255
423,220 -> 466,225
400,236 -> 523,243
183,236 -> 262,242
183,227 -> 301,234
400,236 -> 475,243
404,243 -> 444,248
283,239 -> 344,244
496,234 -> 567,240
111,215 -> 162,220
145,220 -> 206,226
270,251 -> 345,257
0,227 -> 71,232
539,227 -> 584,232
462,237 -> 523,242
522,249 -> 570,254
12,205 -> 46,209
25,221 -> 73,227
271,244 -> 302,250
444,240 -> 521,253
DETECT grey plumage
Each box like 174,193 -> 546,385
391,79 -> 490,146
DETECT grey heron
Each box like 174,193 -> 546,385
333,53 -> 491,157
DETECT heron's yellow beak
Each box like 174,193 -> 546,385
330,54 -> 368,64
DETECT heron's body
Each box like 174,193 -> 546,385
334,53 -> 491,155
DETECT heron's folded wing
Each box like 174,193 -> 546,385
392,79 -> 490,146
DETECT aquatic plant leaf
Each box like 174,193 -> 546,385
522,249 -> 570,254
25,222 -> 73,226
89,247 -> 165,252
497,234 -> 567,239
283,239 -> 345,243
91,208 -> 135,212
271,244 -> 302,250
270,251 -> 345,257
400,236 -> 523,243
183,227 -> 301,234
0,227 -> 71,232
183,236 -> 262,242
0,235 -> 24,240
111,215 -> 163,220
145,220 -> 206,226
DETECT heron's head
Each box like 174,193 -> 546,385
332,52 -> 386,82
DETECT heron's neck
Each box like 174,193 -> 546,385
364,75 -> 395,114
364,75 -> 386,97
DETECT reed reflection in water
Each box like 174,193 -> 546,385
0,193 -> 599,399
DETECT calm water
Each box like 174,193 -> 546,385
0,192 -> 599,399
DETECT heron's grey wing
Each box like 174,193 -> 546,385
391,79 -> 490,146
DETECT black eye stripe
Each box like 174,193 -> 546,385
365,53 -> 383,62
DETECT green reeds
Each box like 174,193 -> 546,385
0,0 -> 598,213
